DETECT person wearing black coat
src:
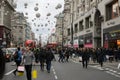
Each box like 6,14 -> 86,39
81,48 -> 89,68
97,48 -> 104,67
39,48 -> 46,71
45,48 -> 54,73
0,47 -> 5,79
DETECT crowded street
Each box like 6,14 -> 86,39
2,55 -> 120,80
1,0 -> 120,80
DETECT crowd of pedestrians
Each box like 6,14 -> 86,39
57,47 -> 120,68
1,45 -> 120,80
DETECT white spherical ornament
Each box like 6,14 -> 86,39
24,3 -> 28,7
45,24 -> 48,26
25,12 -> 28,15
47,13 -> 51,16
34,7 -> 39,11
36,13 -> 41,18
36,3 -> 39,6
36,29 -> 39,31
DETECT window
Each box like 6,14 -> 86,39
112,1 -> 119,18
74,23 -> 78,33
106,0 -> 119,21
67,28 -> 70,36
79,20 -> 84,31
85,16 -> 91,29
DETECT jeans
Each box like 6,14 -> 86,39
25,65 -> 32,80
46,61 -> 51,72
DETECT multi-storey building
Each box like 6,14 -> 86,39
62,0 -> 120,48
0,0 -> 16,47
55,14 -> 63,46
25,23 -> 32,40
11,12 -> 28,47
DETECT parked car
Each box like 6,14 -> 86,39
5,48 -> 17,62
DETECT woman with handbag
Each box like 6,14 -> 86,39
22,47 -> 35,80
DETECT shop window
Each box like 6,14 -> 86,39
112,1 -> 119,18
74,23 -> 78,33
106,0 -> 119,21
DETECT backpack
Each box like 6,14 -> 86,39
14,51 -> 19,61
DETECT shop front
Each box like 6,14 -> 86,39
73,38 -> 79,48
103,25 -> 120,48
79,36 -> 84,48
84,33 -> 93,48
0,26 -> 11,47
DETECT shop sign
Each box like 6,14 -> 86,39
84,44 -> 93,48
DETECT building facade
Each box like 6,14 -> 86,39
0,0 -> 16,47
62,0 -> 120,48
11,12 -> 28,47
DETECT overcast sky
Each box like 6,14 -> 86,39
15,0 -> 64,42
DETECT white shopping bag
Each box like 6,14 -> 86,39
118,63 -> 120,69
18,66 -> 25,72
79,57 -> 82,62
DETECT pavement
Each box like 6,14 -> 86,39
71,56 -> 120,69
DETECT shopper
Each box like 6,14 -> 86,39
22,47 -> 35,80
13,47 -> 22,75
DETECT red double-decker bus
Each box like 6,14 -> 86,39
25,40 -> 36,49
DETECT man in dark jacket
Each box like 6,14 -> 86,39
45,48 -> 54,73
82,48 -> 89,68
0,47 -> 5,79
39,48 -> 46,71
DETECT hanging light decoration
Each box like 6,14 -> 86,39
34,18 -> 36,20
34,7 -> 39,11
36,3 -> 39,6
55,3 -> 62,9
24,3 -> 28,8
41,24 -> 43,27
36,13 -> 41,18
36,29 -> 39,31
47,13 -> 51,16
25,12 -> 28,15
45,23 -> 48,26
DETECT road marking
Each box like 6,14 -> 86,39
5,69 -> 15,76
106,71 -> 120,78
55,75 -> 58,79
53,71 -> 56,75
52,67 -> 58,80
71,59 -> 120,78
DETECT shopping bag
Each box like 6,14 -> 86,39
79,56 -> 82,62
18,71 -> 24,76
18,66 -> 25,72
32,69 -> 37,79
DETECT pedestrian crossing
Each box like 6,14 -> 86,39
89,65 -> 120,78
71,59 -> 120,78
